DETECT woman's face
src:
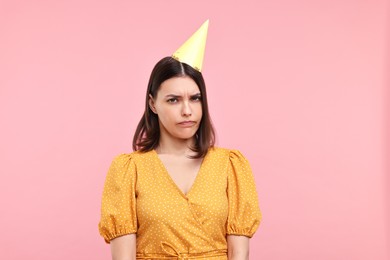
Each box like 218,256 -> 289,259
149,76 -> 202,142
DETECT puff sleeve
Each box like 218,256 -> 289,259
226,150 -> 261,238
98,154 -> 137,243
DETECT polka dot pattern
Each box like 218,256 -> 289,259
98,147 -> 261,259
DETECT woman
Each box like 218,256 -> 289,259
99,21 -> 261,260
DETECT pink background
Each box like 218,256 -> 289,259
0,0 -> 389,259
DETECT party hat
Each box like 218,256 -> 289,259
172,20 -> 209,72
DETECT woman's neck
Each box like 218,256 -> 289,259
156,133 -> 196,156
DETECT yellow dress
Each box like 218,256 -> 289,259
98,147 -> 261,259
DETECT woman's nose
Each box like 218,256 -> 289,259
181,101 -> 192,117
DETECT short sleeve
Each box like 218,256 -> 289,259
98,154 -> 137,243
226,150 -> 261,238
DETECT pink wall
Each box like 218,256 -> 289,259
0,0 -> 388,259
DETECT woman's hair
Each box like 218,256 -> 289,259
132,56 -> 215,158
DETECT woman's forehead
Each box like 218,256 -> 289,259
159,76 -> 200,95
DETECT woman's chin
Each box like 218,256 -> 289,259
173,132 -> 197,141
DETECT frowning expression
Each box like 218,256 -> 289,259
149,76 -> 202,141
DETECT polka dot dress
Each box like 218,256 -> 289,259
98,147 -> 261,259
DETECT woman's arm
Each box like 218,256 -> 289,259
227,235 -> 250,260
110,234 -> 136,260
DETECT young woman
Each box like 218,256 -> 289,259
99,21 -> 261,260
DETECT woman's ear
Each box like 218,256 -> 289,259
148,94 -> 157,114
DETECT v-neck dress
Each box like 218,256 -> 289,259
98,147 -> 261,259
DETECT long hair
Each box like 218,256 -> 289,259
132,56 -> 215,158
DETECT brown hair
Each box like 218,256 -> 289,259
132,56 -> 215,158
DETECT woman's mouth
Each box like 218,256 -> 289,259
177,121 -> 196,127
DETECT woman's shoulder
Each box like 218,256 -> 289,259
111,150 -> 155,164
208,146 -> 248,159
209,146 -> 245,154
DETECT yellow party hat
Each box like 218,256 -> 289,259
172,20 -> 209,72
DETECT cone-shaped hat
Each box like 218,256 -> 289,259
172,20 -> 209,72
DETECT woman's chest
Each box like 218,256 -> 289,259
156,154 -> 203,196
134,162 -> 229,224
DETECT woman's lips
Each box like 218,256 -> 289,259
177,121 -> 196,127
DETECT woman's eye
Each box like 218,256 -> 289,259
167,98 -> 178,103
191,96 -> 202,101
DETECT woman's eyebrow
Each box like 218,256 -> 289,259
165,94 -> 181,98
165,93 -> 201,98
